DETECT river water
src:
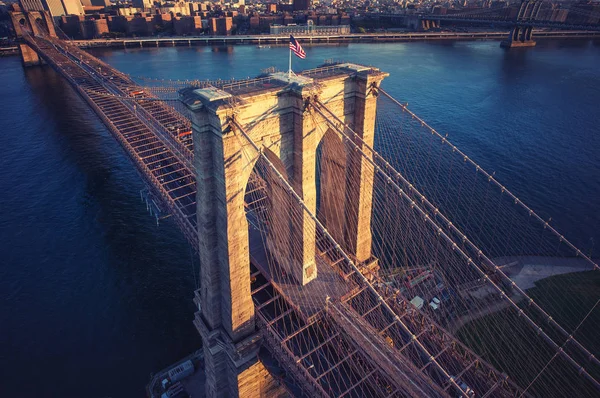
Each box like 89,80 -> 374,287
1,39 -> 599,397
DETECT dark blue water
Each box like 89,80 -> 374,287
1,39 -> 599,397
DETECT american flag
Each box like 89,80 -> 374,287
289,35 -> 306,59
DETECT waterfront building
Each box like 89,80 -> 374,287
79,17 -> 108,38
209,16 -> 232,35
173,15 -> 202,35
270,20 -> 349,35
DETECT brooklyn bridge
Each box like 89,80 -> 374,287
10,8 -> 600,398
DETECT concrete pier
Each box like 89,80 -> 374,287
18,43 -> 43,66
501,26 -> 536,48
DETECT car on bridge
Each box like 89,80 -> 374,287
450,375 -> 476,397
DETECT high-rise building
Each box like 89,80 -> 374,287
209,16 -> 232,35
19,0 -> 45,12
37,0 -> 84,18
43,0 -> 67,18
61,0 -> 84,15
131,0 -> 153,10
90,0 -> 111,7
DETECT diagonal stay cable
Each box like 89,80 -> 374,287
230,117 -> 468,397
312,99 -> 600,390
378,88 -> 598,271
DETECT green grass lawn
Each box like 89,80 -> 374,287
456,271 -> 600,397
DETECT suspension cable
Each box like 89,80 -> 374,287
378,88 -> 598,271
311,100 -> 600,389
230,117 -> 468,397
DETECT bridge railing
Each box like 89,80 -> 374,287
45,37 -> 196,171
256,314 -> 330,398
24,33 -> 199,251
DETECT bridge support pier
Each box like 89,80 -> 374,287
501,26 -> 536,48
195,313 -> 284,397
9,10 -> 57,66
501,1 -> 540,48
185,87 -> 287,397
344,74 -> 380,266
18,43 -> 44,66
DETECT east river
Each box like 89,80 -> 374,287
1,39 -> 599,397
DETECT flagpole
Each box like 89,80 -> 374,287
288,41 -> 292,81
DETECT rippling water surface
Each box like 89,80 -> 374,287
1,39 -> 599,397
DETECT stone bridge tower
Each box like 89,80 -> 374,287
501,0 -> 543,48
9,9 -> 57,66
181,64 -> 387,397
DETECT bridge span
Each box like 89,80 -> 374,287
419,0 -> 600,47
11,11 -> 600,398
65,30 -> 600,50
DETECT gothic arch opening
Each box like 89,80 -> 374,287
244,148 -> 297,282
35,17 -> 47,34
316,128 -> 347,246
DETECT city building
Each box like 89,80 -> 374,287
173,15 -> 202,35
89,0 -> 111,7
293,0 -> 310,11
80,17 -> 108,38
106,14 -> 128,33
131,0 -> 152,11
61,0 -> 84,15
59,14 -> 82,36
270,20 -> 349,35
44,0 -> 66,18
156,1 -> 191,16
128,14 -> 154,36
209,16 -> 232,35
35,0 -> 84,18
19,0 -> 44,12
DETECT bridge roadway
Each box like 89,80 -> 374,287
71,30 -> 600,49
24,32 -> 199,250
421,15 -> 600,31
26,31 -> 522,397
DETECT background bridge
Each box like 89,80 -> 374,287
416,0 -> 600,47
11,12 -> 600,398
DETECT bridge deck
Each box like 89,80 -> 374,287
25,33 -> 199,250
249,264 -> 412,397
249,226 -> 352,323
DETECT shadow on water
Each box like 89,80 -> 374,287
1,64 -> 202,398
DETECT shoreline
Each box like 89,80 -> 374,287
0,46 -> 18,56
449,255 -> 596,333
3,31 -> 596,55
71,30 -> 600,49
